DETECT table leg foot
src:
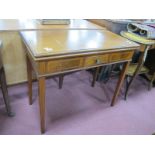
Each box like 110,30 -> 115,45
7,112 -> 15,117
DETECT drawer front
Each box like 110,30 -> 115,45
46,57 -> 84,74
84,54 -> 109,67
38,51 -> 134,75
109,51 -> 133,62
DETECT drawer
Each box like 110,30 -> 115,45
46,57 -> 84,74
84,54 -> 109,67
109,51 -> 133,62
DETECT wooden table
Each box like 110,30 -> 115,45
20,29 -> 139,133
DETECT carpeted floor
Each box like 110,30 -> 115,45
0,71 -> 155,135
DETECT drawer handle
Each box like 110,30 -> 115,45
96,59 -> 101,65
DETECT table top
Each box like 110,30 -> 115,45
20,29 -> 139,59
0,19 -> 105,31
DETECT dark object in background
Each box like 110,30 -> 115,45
145,48 -> 155,86
96,51 -> 141,82
145,49 -> 155,74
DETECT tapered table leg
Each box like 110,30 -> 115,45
92,67 -> 100,87
0,67 -> 14,117
26,55 -> 33,105
111,61 -> 130,106
59,75 -> 64,89
38,77 -> 46,134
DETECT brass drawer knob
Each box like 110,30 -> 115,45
96,59 -> 101,64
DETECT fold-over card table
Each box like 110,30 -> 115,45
20,29 -> 139,133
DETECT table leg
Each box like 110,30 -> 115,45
111,61 -> 130,106
26,56 -> 33,105
0,67 -> 14,117
59,75 -> 64,89
92,67 -> 100,87
38,77 -> 46,134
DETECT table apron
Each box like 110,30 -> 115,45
27,50 -> 134,78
